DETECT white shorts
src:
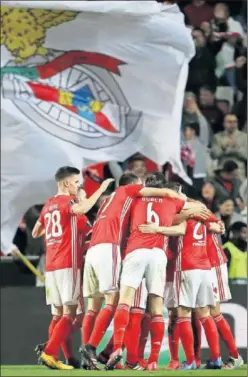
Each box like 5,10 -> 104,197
174,269 -> 216,308
211,264 -> 232,302
164,281 -> 176,309
51,297 -> 84,315
121,248 -> 167,298
131,279 -> 148,310
46,268 -> 81,306
83,243 -> 121,297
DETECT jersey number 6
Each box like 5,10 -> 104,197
146,202 -> 160,226
44,210 -> 63,239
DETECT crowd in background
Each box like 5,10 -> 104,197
4,0 -> 247,282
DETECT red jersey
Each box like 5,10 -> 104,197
176,219 -> 211,271
39,195 -> 90,272
89,184 -> 143,247
125,196 -> 185,256
206,231 -> 227,267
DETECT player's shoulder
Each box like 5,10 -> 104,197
47,195 -> 77,211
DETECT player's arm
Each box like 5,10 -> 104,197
71,178 -> 114,215
32,220 -> 45,238
139,187 -> 182,199
139,221 -> 186,236
206,221 -> 225,235
172,207 -> 210,225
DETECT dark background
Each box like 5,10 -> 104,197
1,285 -> 246,365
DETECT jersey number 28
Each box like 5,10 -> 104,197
44,210 -> 63,239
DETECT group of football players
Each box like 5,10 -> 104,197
32,166 -> 243,371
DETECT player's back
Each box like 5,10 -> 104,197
89,184 -> 142,247
206,231 -> 227,267
177,219 -> 211,271
125,196 -> 184,254
40,195 -> 79,271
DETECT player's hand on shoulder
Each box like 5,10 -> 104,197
100,178 -> 115,192
139,223 -> 159,234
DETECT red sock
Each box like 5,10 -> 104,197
213,314 -> 238,359
192,317 -> 202,360
138,313 -> 151,361
113,304 -> 130,351
148,315 -> 165,364
124,308 -> 144,364
45,315 -> 73,358
177,317 -> 195,365
168,312 -> 179,362
48,315 -> 61,339
101,335 -> 114,356
200,316 -> 220,360
72,313 -> 84,332
82,310 -> 97,345
89,305 -> 115,348
61,336 -> 73,360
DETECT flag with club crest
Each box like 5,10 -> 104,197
1,1 -> 194,253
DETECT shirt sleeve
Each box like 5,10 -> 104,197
206,213 -> 218,222
174,198 -> 186,213
124,184 -> 143,198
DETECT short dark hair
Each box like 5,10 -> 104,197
145,172 -> 166,188
218,197 -> 234,206
222,160 -> 239,173
200,85 -> 215,94
128,154 -> 145,164
193,27 -> 205,36
119,173 -> 139,186
55,166 -> 80,182
230,221 -> 247,233
185,122 -> 200,137
164,181 -> 182,193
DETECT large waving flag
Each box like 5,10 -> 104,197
1,1 -> 194,253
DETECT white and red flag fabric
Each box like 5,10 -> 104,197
1,1 -> 194,253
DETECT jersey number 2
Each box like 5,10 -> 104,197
146,203 -> 160,226
193,222 -> 205,240
44,210 -> 62,239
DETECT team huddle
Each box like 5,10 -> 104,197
32,166 -> 243,371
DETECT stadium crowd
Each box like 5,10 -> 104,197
1,0 -> 246,373
8,0 -> 247,284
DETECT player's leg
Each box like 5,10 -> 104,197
80,295 -> 103,370
175,270 -> 199,370
35,305 -> 63,363
42,268 -> 81,370
61,305 -> 81,368
167,308 -> 180,370
124,279 -> 147,370
145,248 -> 167,371
106,249 -> 147,370
195,269 -> 222,369
164,278 -> 180,370
191,310 -> 202,368
82,296 -> 103,345
83,244 -> 121,368
211,265 -> 243,369
138,310 -> 151,367
40,270 -> 75,370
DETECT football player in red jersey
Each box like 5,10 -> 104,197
32,166 -> 113,370
35,217 -> 92,369
140,211 -> 224,370
81,172 -> 186,370
206,224 -> 244,370
106,174 -> 207,371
